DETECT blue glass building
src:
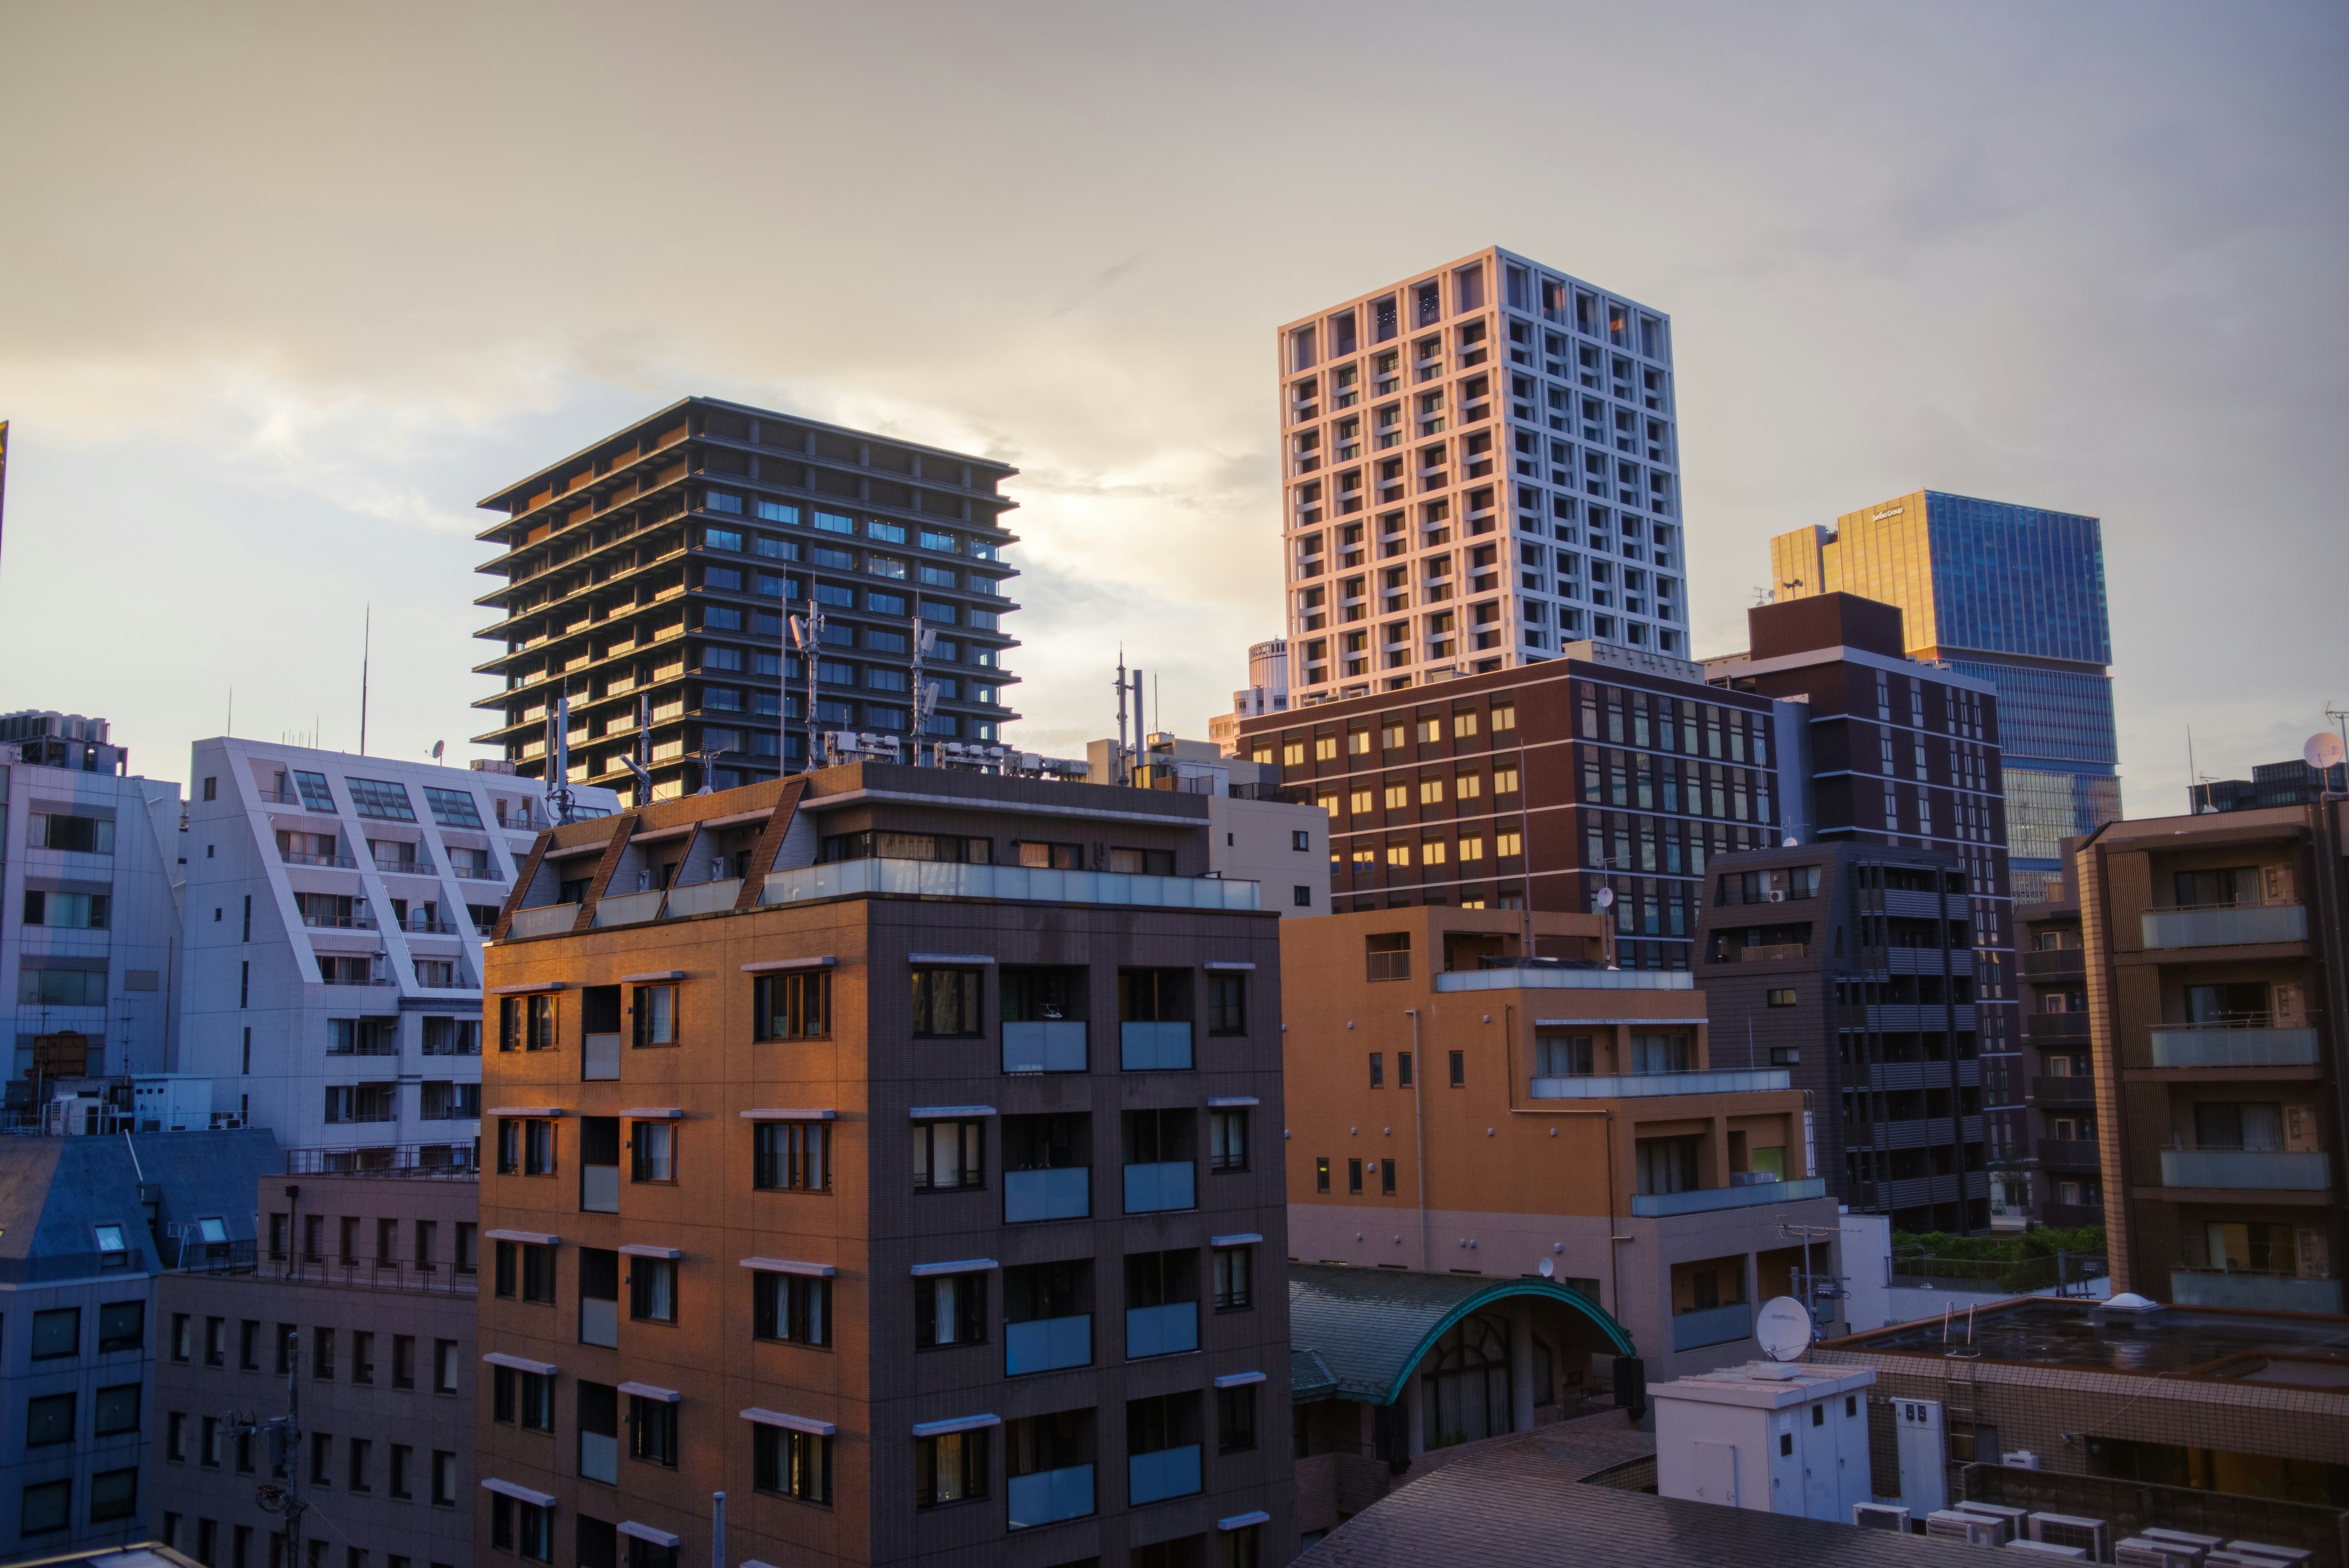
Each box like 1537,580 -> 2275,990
1772,491 -> 2120,897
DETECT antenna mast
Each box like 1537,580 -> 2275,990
1114,648 -> 1130,786
910,611 -> 938,767
358,606 -> 371,756
792,598 -> 826,773
544,693 -> 576,825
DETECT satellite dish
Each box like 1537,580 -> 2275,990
1754,1296 -> 1814,1362
2306,732 -> 2344,771
1783,835 -> 1800,849
431,740 -> 445,761
1594,887 -> 1616,909
1538,1257 -> 1555,1279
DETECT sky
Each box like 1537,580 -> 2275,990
1,1 -> 2343,814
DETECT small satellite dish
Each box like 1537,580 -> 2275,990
1783,835 -> 1800,849
2305,732 -> 2344,772
1754,1296 -> 1814,1362
1594,887 -> 1616,909
1538,1257 -> 1555,1279
431,740 -> 445,761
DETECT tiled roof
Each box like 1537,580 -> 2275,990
1289,1265 -> 1636,1406
1292,1348 -> 1339,1403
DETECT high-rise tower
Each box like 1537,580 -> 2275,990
1771,491 -> 2120,899
1278,248 -> 1688,705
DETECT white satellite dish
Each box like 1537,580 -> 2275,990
1594,886 -> 1615,909
1754,1296 -> 1814,1362
1783,835 -> 1800,849
2305,732 -> 2344,772
1538,1257 -> 1556,1279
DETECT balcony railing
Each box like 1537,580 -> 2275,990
2032,1076 -> 2096,1107
282,1145 -> 478,1176
2021,948 -> 2085,979
1006,1313 -> 1091,1376
1434,966 -> 1693,994
403,918 -> 461,935
374,858 -> 432,877
663,879 -> 742,918
1529,1068 -> 1790,1101
303,913 -> 377,930
1123,1161 -> 1195,1214
1671,1301 -> 1753,1351
2159,1148 -> 2331,1191
1128,1444 -> 1202,1506
2170,1269 -> 2343,1314
2035,1139 -> 2101,1170
1005,1167 -> 1090,1224
180,1244 -> 479,1295
2142,904 -> 2307,949
760,858 -> 1260,912
281,850 -> 360,869
507,904 -> 581,938
1008,1463 -> 1095,1529
1003,1021 -> 1088,1074
1125,1301 -> 1198,1359
592,890 -> 667,927
2024,1013 -> 2090,1044
582,1165 -> 619,1213
1120,1021 -> 1193,1072
580,1428 -> 618,1484
1629,1176 -> 1826,1217
584,1033 -> 622,1081
2148,1024 -> 2320,1069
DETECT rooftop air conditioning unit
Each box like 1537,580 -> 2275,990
1852,1504 -> 1909,1532
2006,1544 -> 2089,1561
2139,1529 -> 2224,1558
2030,1514 -> 2112,1561
1953,1503 -> 2027,1544
2117,1540 -> 2207,1568
1928,1512 -> 2003,1546
2221,1545 -> 2315,1566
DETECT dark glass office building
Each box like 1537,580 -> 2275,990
1772,491 -> 2119,899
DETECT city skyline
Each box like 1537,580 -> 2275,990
1,2 -> 2343,823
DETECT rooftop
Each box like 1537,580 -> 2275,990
1289,1265 -> 1635,1406
1824,1295 -> 2349,1388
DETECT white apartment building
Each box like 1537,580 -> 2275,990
1,713 -> 184,1093
1279,246 -> 1688,704
179,737 -> 617,1159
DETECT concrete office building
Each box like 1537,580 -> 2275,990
1281,905 -> 1842,1387
476,769 -> 1291,1568
1207,640 -> 1290,758
154,1166 -> 480,1568
1240,641 -> 1791,973
1278,248 -> 1688,702
470,398 -> 1022,801
0,1129 -> 280,1562
1770,491 -> 2120,901
2072,803 -> 2349,1313
179,738 -> 617,1159
3,713 -> 185,1097
1703,593 -> 2017,1230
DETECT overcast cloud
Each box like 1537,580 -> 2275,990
1,1 -> 2342,809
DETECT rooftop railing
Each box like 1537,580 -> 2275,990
760,858 -> 1261,912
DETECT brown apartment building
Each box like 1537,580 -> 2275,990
1280,905 -> 1842,1391
475,767 -> 1291,1568
2017,868 -> 2103,1228
2076,803 -> 2349,1313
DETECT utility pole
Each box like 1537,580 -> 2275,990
622,693 -> 653,808
231,1339 -> 308,1568
545,693 -> 576,825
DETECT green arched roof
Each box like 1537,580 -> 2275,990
1288,1263 -> 1637,1406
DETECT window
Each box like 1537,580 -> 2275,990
206,1316 -> 227,1365
629,1397 -> 679,1466
97,1298 -> 143,1352
494,1241 -> 557,1305
489,1495 -> 552,1562
346,778 -> 416,821
630,983 -> 678,1047
1348,1157 -> 1363,1193
1315,1157 -> 1330,1193
431,1450 -> 456,1506
498,993 -> 558,1052
1535,1033 -> 1593,1077
630,1258 -> 678,1323
393,1336 -> 417,1388
631,1121 -> 678,1183
1218,1383 -> 1258,1453
26,1392 -> 76,1447
1209,1107 -> 1249,1172
492,1367 -> 554,1431
1213,1246 -> 1253,1310
753,1121 -> 831,1192
93,1383 -> 139,1435
1014,839 -> 1083,869
1220,1526 -> 1262,1568
29,812 -> 115,852
314,1326 -> 336,1379
455,1224 -> 478,1275
911,967 -> 984,1036
1449,1050 -> 1465,1087
89,1467 -> 138,1523
754,1425 -> 834,1504
498,1117 -> 557,1175
422,787 -> 483,828
913,1119 -> 985,1191
754,970 -> 831,1040
915,1271 -> 988,1349
1206,972 -> 1246,1035
390,1445 -> 414,1499
753,1271 -> 832,1347
1108,846 -> 1176,876
32,1306 -> 79,1359
915,1427 -> 989,1507
20,1479 -> 70,1536
1766,987 -> 1797,1008
349,1438 -> 374,1491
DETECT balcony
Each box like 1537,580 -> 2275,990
580,1429 -> 618,1485
584,1033 -> 621,1081
1120,1021 -> 1193,1072
2170,1269 -> 2343,1314
403,919 -> 461,935
1008,1464 -> 1095,1529
1128,1444 -> 1202,1507
1672,1301 -> 1753,1351
662,879 -> 741,918
2148,1024 -> 2320,1069
1124,1301 -> 1198,1359
303,913 -> 377,931
2021,948 -> 2085,981
582,1165 -> 619,1213
760,858 -> 1260,913
1530,1068 -> 1789,1101
1003,1021 -> 1086,1074
374,858 -> 432,878
282,850 -> 360,869
1123,1161 -> 1195,1215
1737,943 -> 1807,963
2159,1148 -> 2331,1191
1629,1176 -> 1826,1217
1006,1313 -> 1091,1376
592,890 -> 667,927
1434,966 -> 1693,995
507,904 -> 580,938
2142,904 -> 2307,949
2033,1076 -> 2096,1107
2035,1139 -> 2101,1171
1006,1167 -> 1091,1224
2024,1013 -> 2090,1044
580,1296 -> 618,1349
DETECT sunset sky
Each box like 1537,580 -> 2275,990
2,1 -> 2342,810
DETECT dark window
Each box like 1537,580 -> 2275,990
26,1392 -> 76,1447
1449,1050 -> 1465,1087
911,967 -> 984,1036
754,1425 -> 833,1504
754,970 -> 832,1040
94,1383 -> 141,1435
915,1271 -> 989,1350
97,1299 -> 144,1352
1119,968 -> 1190,1022
913,1120 -> 985,1191
1315,1157 -> 1330,1192
1213,1246 -> 1253,1311
1206,973 -> 1247,1035
1012,840 -> 1082,869
31,1307 -> 79,1359
914,1426 -> 989,1507
1218,1384 -> 1258,1453
633,984 -> 678,1047
89,1467 -> 138,1523
629,1397 -> 678,1467
752,1121 -> 831,1192
629,1258 -> 678,1323
1209,1107 -> 1249,1172
752,1271 -> 831,1347
20,1479 -> 70,1535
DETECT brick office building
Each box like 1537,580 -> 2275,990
476,768 -> 1291,1568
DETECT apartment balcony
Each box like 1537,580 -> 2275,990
1005,1167 -> 1091,1224
758,858 -> 1260,913
1128,1444 -> 1202,1507
507,904 -> 582,938
374,859 -> 433,878
1008,1464 -> 1095,1529
1734,943 -> 1807,963
259,789 -> 302,806
2148,1024 -> 2320,1069
2142,904 -> 2307,949
2039,1202 -> 2104,1230
1122,1160 -> 1195,1215
1124,1301 -> 1198,1359
303,913 -> 377,931
402,918 -> 461,935
1434,965 -> 1693,995
2032,1076 -> 2096,1108
1003,1021 -> 1087,1075
1529,1069 -> 1790,1101
580,1426 -> 618,1484
662,879 -> 742,919
584,1032 -> 621,1082
1671,1301 -> 1753,1352
582,1165 -> 619,1213
591,890 -> 666,927
1628,1176 -> 1826,1217
1005,1313 -> 1091,1376
2024,1013 -> 2090,1045
2035,1138 -> 2101,1172
282,850 -> 360,869
1120,1021 -> 1193,1072
2159,1148 -> 2331,1191
2169,1269 -> 2343,1314
2021,948 -> 2086,981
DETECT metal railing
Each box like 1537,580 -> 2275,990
283,1144 -> 479,1176
2148,1022 -> 2319,1068
1529,1068 -> 1790,1100
178,1241 -> 480,1295
282,850 -> 359,869
303,913 -> 377,929
1628,1176 -> 1826,1217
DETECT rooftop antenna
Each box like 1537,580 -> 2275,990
622,693 -> 653,807
790,599 -> 826,773
358,604 -> 371,756
2188,724 -> 2203,812
910,613 -> 938,767
1114,647 -> 1130,786
544,693 -> 575,825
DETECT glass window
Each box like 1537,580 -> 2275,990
754,1425 -> 833,1504
914,1428 -> 989,1508
31,1307 -> 79,1360
752,1272 -> 831,1347
754,972 -> 831,1040
752,1123 -> 831,1192
97,1299 -> 144,1352
346,778 -> 416,822
633,984 -> 677,1047
422,787 -> 483,828
911,968 -> 984,1037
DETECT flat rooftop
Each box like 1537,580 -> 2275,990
1827,1296 -> 2349,1387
